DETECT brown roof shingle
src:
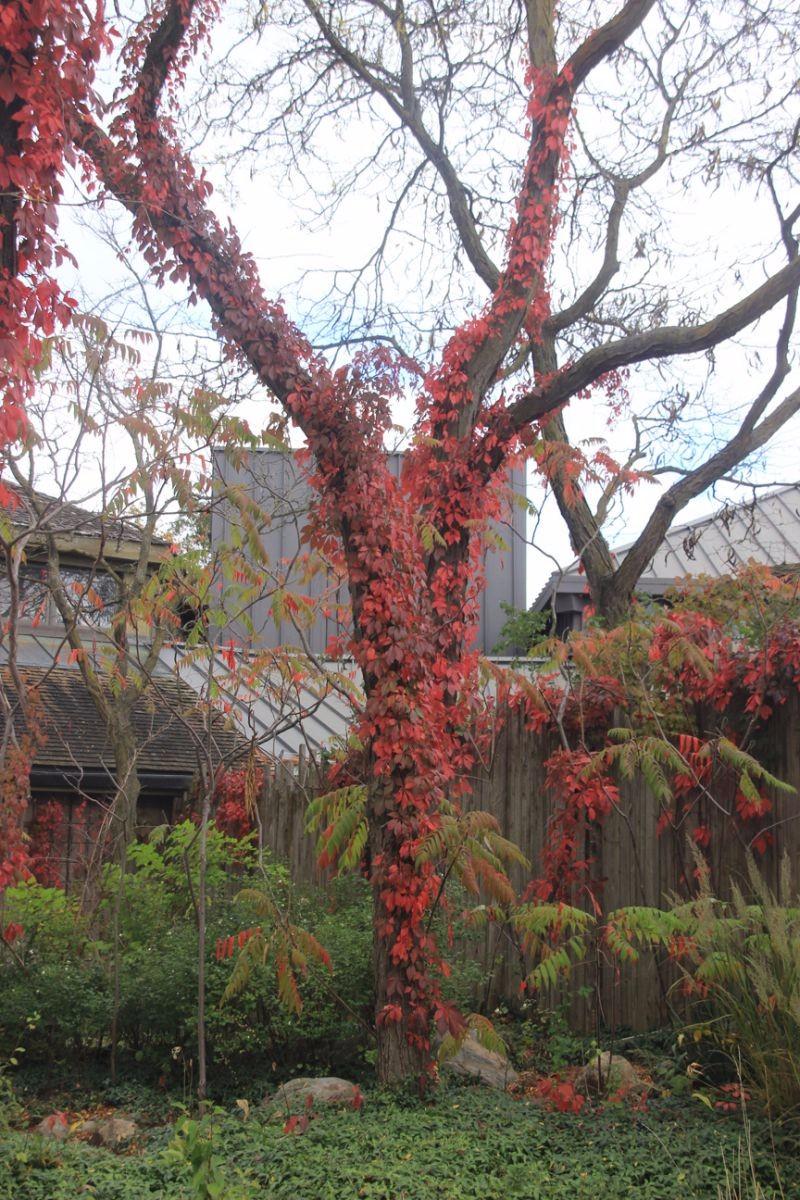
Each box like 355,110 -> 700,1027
1,485 -> 170,551
0,666 -> 252,779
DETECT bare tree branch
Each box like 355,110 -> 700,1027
510,255 -> 800,427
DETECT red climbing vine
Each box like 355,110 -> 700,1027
0,0 -> 108,463
0,736 -> 36,889
3,0 -> 678,1085
0,4 -> 108,890
508,565 -> 800,903
26,799 -> 66,887
212,766 -> 263,841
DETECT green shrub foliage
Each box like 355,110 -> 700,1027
0,824 -> 376,1079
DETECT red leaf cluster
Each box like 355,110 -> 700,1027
0,1 -> 109,452
214,925 -> 257,962
533,1075 -> 586,1114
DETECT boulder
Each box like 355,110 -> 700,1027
36,1113 -> 69,1140
268,1077 -> 360,1110
443,1031 -> 518,1090
80,1115 -> 138,1148
574,1052 -> 644,1097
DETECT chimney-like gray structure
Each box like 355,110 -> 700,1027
210,449 -> 527,655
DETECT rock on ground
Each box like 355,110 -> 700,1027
36,1113 -> 69,1140
574,1052 -> 645,1097
79,1115 -> 138,1148
443,1031 -> 519,1090
268,1077 -> 360,1110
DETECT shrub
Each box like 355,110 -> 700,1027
0,824 -> 502,1086
205,874 -> 374,1081
0,830 -> 378,1082
0,881 -> 107,1059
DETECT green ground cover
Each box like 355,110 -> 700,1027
1,1083 -> 795,1200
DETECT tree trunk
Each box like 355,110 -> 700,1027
593,574 -> 636,629
372,900 -> 428,1085
197,783 -> 211,1105
368,782 -> 430,1087
109,726 -> 139,1080
111,723 -> 141,864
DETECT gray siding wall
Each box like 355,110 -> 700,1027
210,449 -> 526,655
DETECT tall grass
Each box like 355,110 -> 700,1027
692,856 -> 800,1122
716,1076 -> 786,1200
717,1139 -> 781,1200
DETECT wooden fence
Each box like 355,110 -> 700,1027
258,698 -> 800,1032
257,746 -> 323,882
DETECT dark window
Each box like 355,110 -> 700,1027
0,563 -> 119,627
555,609 -> 584,638
0,564 -> 50,625
59,565 -> 119,626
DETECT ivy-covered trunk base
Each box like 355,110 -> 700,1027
368,778 -> 439,1087
373,894 -> 431,1086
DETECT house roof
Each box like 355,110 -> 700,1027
533,483 -> 800,611
0,629 -> 358,766
164,646 -> 362,761
166,648 -> 537,760
0,664 -> 251,783
1,484 -> 171,560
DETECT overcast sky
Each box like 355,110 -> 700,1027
48,2 -> 800,602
